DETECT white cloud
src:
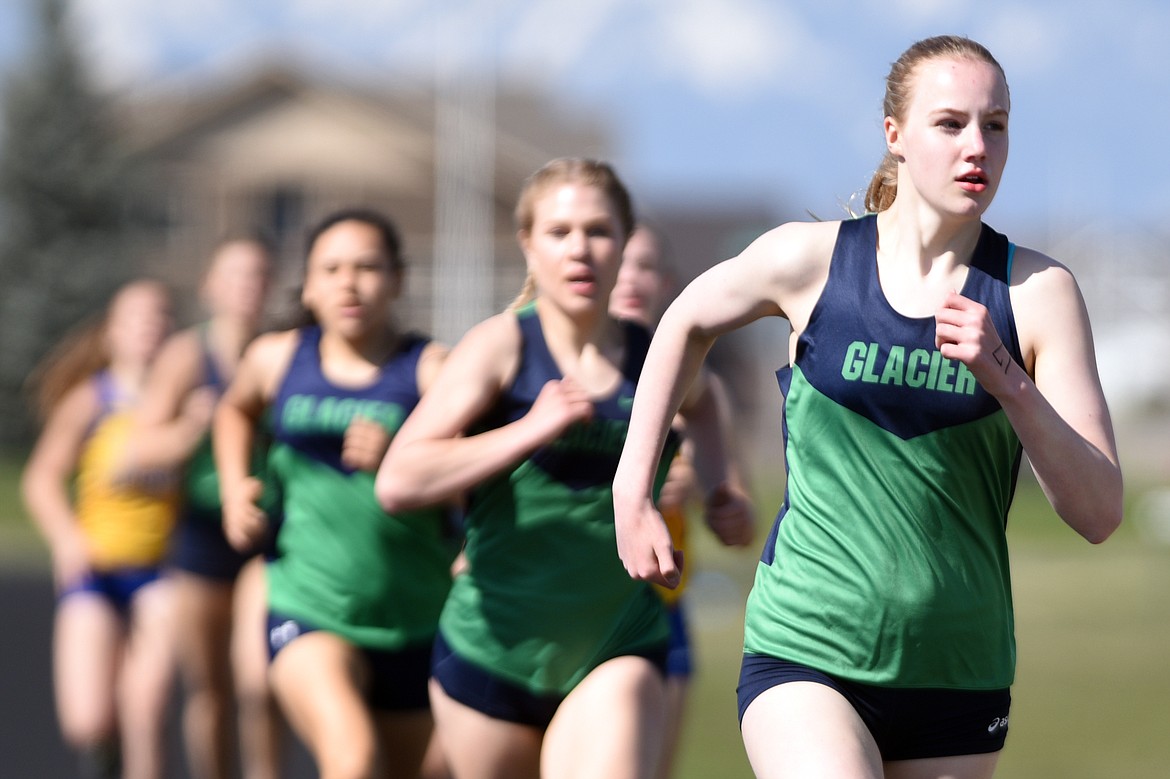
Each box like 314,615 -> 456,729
651,0 -> 797,99
287,0 -> 422,29
69,0 -> 165,88
978,6 -> 1071,78
887,0 -> 974,21
69,0 -> 256,88
431,0 -> 521,76
502,0 -> 624,82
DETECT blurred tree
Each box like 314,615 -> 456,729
0,0 -> 145,447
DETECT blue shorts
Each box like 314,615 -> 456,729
170,512 -> 280,582
664,601 -> 693,679
737,654 -> 1011,761
266,612 -> 431,711
430,631 -> 668,729
60,567 -> 163,616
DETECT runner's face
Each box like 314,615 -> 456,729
520,183 -> 625,317
302,220 -> 398,337
610,229 -> 667,327
886,56 -> 1010,218
204,241 -> 271,323
107,284 -> 173,366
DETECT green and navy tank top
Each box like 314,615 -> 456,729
439,303 -> 678,696
265,326 -> 457,650
743,214 -> 1024,689
182,327 -> 276,524
180,329 -> 227,522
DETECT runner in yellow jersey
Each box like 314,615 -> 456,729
23,280 -> 179,779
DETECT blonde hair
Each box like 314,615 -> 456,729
864,35 -> 1009,214
508,274 -> 539,312
509,158 -> 636,310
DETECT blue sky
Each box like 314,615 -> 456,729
1,0 -> 1166,409
2,0 -> 1168,248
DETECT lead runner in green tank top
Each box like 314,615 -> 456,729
613,35 -> 1122,779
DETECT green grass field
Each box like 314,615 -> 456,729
670,480 -> 1170,779
3,451 -> 1168,777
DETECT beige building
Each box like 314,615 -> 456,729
115,64 -> 789,474
119,64 -> 610,338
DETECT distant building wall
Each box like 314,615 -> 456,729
117,66 -> 606,339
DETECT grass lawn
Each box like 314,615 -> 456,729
0,451 -> 49,573
669,479 -> 1170,779
3,450 -> 1168,777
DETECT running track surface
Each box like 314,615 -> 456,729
0,569 -> 316,778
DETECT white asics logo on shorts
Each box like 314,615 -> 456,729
270,619 -> 301,651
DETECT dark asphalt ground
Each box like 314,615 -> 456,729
0,568 -> 316,778
0,569 -> 72,778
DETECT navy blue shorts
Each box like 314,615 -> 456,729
431,631 -> 669,729
266,612 -> 431,711
60,567 -> 163,616
664,602 -> 693,679
737,654 -> 1011,761
169,513 -> 280,582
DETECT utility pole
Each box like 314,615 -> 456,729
431,6 -> 496,344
